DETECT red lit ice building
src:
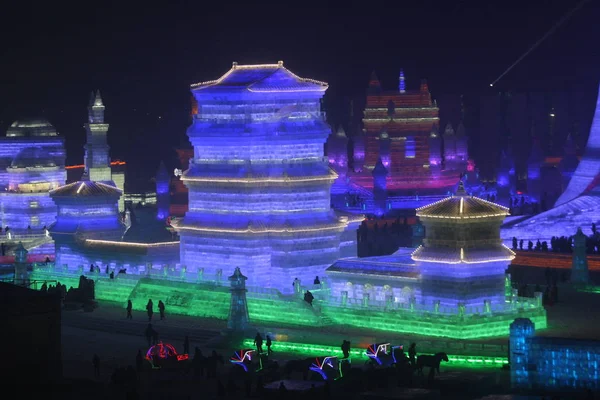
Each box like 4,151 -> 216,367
326,70 -> 466,214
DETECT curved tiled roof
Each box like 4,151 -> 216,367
6,117 -> 58,137
50,180 -> 121,197
416,182 -> 509,219
191,61 -> 327,93
411,245 -> 515,264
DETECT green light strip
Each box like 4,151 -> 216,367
241,339 -> 508,366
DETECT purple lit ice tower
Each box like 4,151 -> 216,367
413,181 -> 514,307
174,62 -> 360,292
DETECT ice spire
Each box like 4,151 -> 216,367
399,69 -> 406,93
336,126 -> 347,138
555,83 -> 600,206
94,90 -> 104,107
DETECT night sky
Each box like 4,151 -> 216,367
0,0 -> 598,191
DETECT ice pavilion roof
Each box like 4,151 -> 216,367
50,180 -> 121,197
190,61 -> 327,93
327,248 -> 420,279
411,245 -> 515,264
6,117 -> 58,137
416,182 -> 509,219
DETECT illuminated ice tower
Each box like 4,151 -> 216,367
413,181 -> 514,308
0,118 -> 66,230
356,70 -> 460,193
175,62 -> 361,291
85,91 -> 112,184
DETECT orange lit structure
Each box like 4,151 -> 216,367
352,72 -> 460,193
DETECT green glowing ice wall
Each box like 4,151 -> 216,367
30,268 -> 546,340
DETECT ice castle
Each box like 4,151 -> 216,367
0,118 -> 66,256
48,92 -> 179,272
326,181 -> 546,338
173,61 -> 362,292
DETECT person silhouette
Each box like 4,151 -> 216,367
408,343 -> 417,366
314,276 -> 321,285
341,340 -> 351,359
126,300 -> 133,319
266,335 -> 273,355
158,300 -> 166,320
304,290 -> 314,306
254,332 -> 264,353
146,299 -> 153,321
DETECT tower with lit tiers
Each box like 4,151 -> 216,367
174,61 -> 361,292
354,70 -> 461,193
413,181 -> 515,307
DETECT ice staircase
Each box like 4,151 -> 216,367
94,275 -> 140,303
27,269 -> 327,328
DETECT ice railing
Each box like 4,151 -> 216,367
2,232 -> 51,241
195,111 -> 327,124
31,263 -> 284,299
326,293 -> 542,316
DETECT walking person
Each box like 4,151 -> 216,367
254,332 -> 263,354
158,300 -> 166,320
408,343 -> 417,366
266,335 -> 273,355
126,299 -> 133,319
146,299 -> 153,321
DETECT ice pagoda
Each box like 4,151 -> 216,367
174,61 -> 362,292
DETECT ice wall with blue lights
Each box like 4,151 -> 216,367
510,318 -> 600,391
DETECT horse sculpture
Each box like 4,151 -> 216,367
416,352 -> 449,375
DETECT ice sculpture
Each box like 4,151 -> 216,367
174,61 -> 362,292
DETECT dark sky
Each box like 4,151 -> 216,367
0,0 -> 598,190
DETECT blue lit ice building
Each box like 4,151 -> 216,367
48,92 -> 179,272
510,318 -> 600,392
173,62 -> 362,292
0,118 -> 66,255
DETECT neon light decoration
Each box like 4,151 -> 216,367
241,339 -> 508,367
177,61 -> 359,291
309,356 -> 341,380
145,342 -> 188,369
230,349 -> 256,372
366,343 -> 403,366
